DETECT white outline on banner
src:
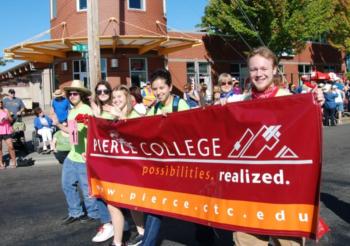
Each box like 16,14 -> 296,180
228,125 -> 300,160
90,153 -> 312,165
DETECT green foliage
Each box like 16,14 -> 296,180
328,0 -> 350,52
201,0 -> 336,56
346,71 -> 350,80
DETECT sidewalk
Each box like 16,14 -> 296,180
11,115 -> 58,166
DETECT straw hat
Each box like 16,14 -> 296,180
52,89 -> 65,98
63,80 -> 91,95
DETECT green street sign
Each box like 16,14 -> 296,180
72,44 -> 88,52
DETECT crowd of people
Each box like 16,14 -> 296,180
0,46 -> 334,246
289,78 -> 350,127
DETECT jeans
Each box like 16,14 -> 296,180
96,198 -> 111,224
61,158 -> 99,218
141,214 -> 162,246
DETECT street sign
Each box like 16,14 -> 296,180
72,44 -> 88,52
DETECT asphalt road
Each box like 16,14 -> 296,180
0,124 -> 349,246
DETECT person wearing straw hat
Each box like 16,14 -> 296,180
52,80 -> 100,225
50,89 -> 71,124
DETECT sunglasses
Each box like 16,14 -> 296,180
221,82 -> 233,86
96,89 -> 110,95
69,92 -> 80,97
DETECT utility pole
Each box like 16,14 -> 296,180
87,0 -> 101,90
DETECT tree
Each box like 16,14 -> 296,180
327,0 -> 350,53
201,0 -> 336,57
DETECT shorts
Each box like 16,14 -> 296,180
0,134 -> 12,141
336,102 -> 344,112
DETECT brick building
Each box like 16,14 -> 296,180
2,0 -> 346,99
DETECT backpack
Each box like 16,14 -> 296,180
154,95 -> 180,115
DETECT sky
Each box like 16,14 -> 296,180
0,0 -> 208,72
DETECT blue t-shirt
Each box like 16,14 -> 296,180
3,97 -> 25,119
52,97 -> 70,123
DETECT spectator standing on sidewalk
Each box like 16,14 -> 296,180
51,89 -> 70,123
52,80 -> 100,225
141,81 -> 156,108
219,73 -> 243,104
52,122 -> 70,164
333,85 -> 345,124
0,99 -> 16,169
3,89 -> 25,121
183,80 -> 200,108
323,86 -> 337,126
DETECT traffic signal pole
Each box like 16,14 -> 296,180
87,0 -> 101,90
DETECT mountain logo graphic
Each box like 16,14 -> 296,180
228,125 -> 298,159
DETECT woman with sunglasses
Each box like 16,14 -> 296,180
219,73 -> 243,104
52,80 -> 100,226
89,81 -> 115,243
0,100 -> 16,169
103,85 -> 144,246
91,81 -> 114,119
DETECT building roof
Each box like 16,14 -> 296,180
4,35 -> 202,63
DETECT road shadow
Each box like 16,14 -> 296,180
320,192 -> 350,224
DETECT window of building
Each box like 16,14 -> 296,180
186,61 -> 212,102
230,63 -> 247,83
72,58 -> 107,88
128,0 -> 145,10
77,0 -> 87,12
230,64 -> 240,79
50,0 -> 57,19
323,65 -> 336,73
130,58 -> 147,86
298,64 -> 311,75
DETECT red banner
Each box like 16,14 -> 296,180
86,93 -> 322,238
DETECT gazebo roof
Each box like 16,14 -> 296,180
4,35 -> 202,63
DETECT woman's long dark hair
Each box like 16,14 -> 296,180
94,80 -> 112,112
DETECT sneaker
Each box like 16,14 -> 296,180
79,215 -> 97,223
61,216 -> 79,225
92,223 -> 114,242
126,233 -> 143,246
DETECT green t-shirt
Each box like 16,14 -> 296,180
99,111 -> 115,120
67,103 -> 92,163
147,96 -> 189,116
54,130 -> 70,152
128,109 -> 143,119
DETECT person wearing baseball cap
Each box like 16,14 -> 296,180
3,88 -> 25,121
50,89 -> 71,124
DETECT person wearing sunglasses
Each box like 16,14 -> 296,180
219,73 -> 243,104
103,85 -> 145,246
0,100 -> 16,169
52,80 -> 100,226
88,80 -> 115,243
91,81 -> 114,120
